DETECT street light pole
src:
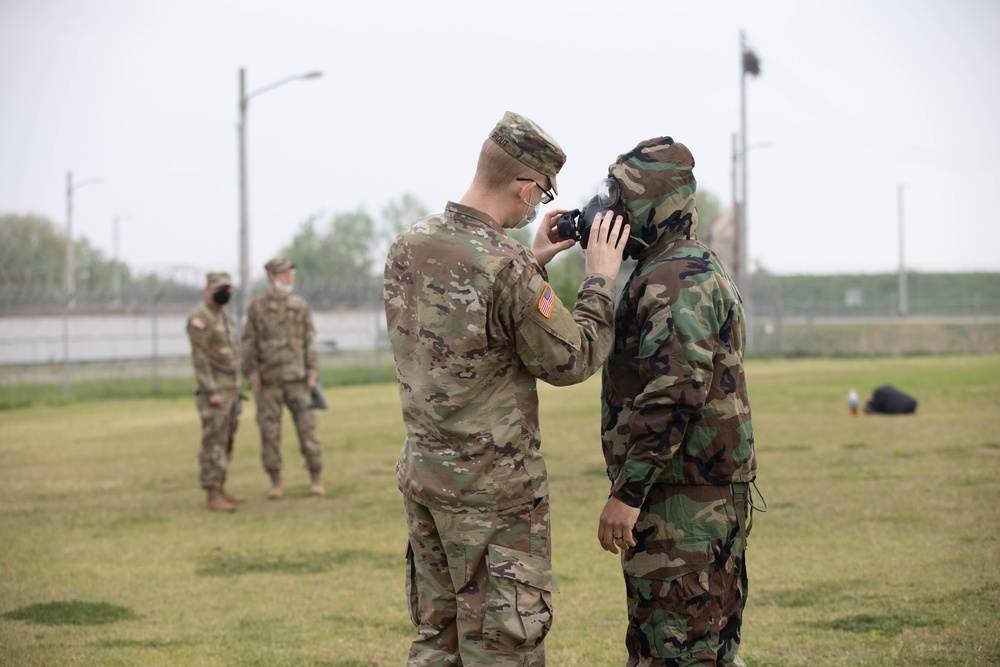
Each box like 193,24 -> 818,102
237,67 -> 323,329
64,171 -> 102,310
63,170 -> 102,395
238,68 -> 249,327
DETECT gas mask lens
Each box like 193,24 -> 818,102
597,178 -> 621,209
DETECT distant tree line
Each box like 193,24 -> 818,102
19,186 -> 990,319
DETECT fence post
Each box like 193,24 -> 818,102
776,297 -> 784,358
806,301 -> 815,357
152,293 -> 161,393
974,292 -> 982,355
62,292 -> 72,395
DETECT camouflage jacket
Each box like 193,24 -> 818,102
186,298 -> 239,395
241,293 -> 318,387
601,138 -> 756,509
384,202 -> 617,513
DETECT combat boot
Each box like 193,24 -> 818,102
220,474 -> 245,504
222,487 -> 246,504
206,487 -> 237,512
309,470 -> 325,497
266,471 -> 283,500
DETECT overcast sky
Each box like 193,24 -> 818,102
2,0 -> 998,283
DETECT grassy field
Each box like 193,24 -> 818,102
0,356 -> 998,666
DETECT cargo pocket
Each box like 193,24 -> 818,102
482,544 -> 558,653
405,542 -> 419,627
622,538 -> 715,660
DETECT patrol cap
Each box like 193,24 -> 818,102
206,272 -> 232,290
264,256 -> 295,275
489,111 -> 566,195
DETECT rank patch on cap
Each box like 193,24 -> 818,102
537,284 -> 555,318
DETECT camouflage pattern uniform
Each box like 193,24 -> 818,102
241,269 -> 322,477
186,273 -> 241,490
600,137 -> 758,667
385,111 -> 617,666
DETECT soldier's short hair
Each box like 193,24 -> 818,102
474,111 -> 565,195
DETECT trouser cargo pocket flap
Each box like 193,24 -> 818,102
622,537 -> 712,582
483,544 -> 556,653
487,544 -> 559,592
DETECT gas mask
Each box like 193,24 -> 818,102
555,178 -> 646,258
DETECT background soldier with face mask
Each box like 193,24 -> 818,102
594,137 -> 758,667
384,110 -> 630,667
241,256 -> 323,499
186,271 -> 244,512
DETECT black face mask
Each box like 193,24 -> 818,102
555,195 -> 640,256
212,290 -> 231,305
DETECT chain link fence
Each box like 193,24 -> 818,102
1,268 -> 998,388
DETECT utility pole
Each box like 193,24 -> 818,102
112,215 -> 122,307
731,132 -> 739,271
739,31 -> 760,352
65,171 -> 75,310
898,184 -> 908,316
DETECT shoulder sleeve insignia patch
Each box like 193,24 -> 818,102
537,284 -> 555,319
191,316 -> 206,330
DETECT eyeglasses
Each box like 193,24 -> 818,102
515,177 -> 555,205
597,177 -> 621,208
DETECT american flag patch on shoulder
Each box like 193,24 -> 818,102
537,284 -> 555,318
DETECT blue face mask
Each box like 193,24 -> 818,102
515,199 -> 538,229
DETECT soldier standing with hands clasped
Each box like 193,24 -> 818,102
186,272 -> 244,513
242,256 -> 324,499
384,111 -> 629,666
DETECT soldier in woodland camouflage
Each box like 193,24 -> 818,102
384,111 -> 630,666
242,256 -> 324,499
186,272 -> 244,513
596,137 -> 759,667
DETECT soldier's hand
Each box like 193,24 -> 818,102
584,211 -> 629,279
306,376 -> 316,390
530,209 -> 576,268
250,381 -> 261,392
598,496 -> 640,554
208,393 -> 224,408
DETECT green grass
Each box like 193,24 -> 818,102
0,352 -> 397,410
1,356 -> 998,666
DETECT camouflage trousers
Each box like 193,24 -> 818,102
254,381 -> 322,474
402,495 -> 557,667
195,388 -> 239,490
620,483 -> 751,667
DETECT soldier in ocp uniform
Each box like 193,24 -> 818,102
242,256 -> 324,499
384,111 -> 630,666
593,138 -> 760,666
187,271 -> 244,513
